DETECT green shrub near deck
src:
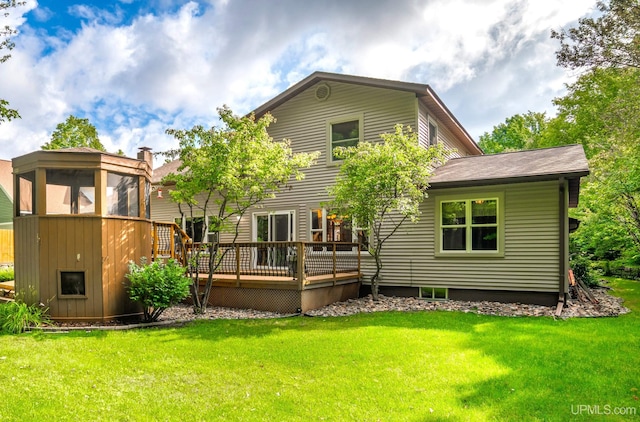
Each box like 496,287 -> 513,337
126,258 -> 191,322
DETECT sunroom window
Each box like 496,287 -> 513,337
46,169 -> 95,215
438,195 -> 502,255
107,172 -> 139,217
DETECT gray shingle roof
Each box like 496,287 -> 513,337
152,159 -> 183,184
430,144 -> 589,188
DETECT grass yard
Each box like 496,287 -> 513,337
1,278 -> 639,421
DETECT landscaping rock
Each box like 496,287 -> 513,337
45,284 -> 630,330
159,285 -> 629,322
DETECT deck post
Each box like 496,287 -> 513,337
152,223 -> 159,261
296,242 -> 305,290
169,224 -> 175,259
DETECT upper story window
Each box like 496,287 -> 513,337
436,193 -> 504,257
428,119 -> 438,146
327,114 -> 363,164
107,172 -> 139,217
46,169 -> 95,215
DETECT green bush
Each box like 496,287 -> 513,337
570,256 -> 599,287
126,258 -> 191,322
600,260 -> 640,280
0,267 -> 14,282
0,301 -> 50,334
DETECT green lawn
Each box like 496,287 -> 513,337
1,279 -> 639,421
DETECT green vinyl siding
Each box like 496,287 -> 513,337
0,190 -> 12,229
365,181 -> 561,293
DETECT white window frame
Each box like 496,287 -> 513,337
435,192 -> 505,257
252,210 -> 296,242
327,114 -> 364,165
176,216 -> 217,243
309,208 -> 364,253
419,287 -> 448,301
252,210 -> 296,270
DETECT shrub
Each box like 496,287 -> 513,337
0,301 -> 50,334
602,260 -> 640,280
570,256 -> 599,288
126,258 -> 191,322
0,267 -> 14,282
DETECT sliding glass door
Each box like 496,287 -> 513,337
254,211 -> 295,268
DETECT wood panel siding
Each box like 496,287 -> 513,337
0,229 -> 13,263
14,215 -> 148,320
101,218 -> 149,319
368,181 -> 562,293
13,217 -> 39,301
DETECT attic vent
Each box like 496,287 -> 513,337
315,83 -> 331,101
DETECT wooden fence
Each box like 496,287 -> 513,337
0,229 -> 13,263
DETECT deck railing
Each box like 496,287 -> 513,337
151,222 -> 362,284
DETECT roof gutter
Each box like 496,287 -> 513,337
429,171 -> 590,190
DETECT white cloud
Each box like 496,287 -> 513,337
0,0 -> 600,161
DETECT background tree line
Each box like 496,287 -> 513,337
479,0 -> 640,266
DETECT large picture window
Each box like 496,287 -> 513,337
327,115 -> 363,163
437,194 -> 503,256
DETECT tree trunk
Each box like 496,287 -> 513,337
370,253 -> 383,301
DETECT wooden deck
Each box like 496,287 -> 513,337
197,271 -> 362,290
0,280 -> 14,301
151,222 -> 363,313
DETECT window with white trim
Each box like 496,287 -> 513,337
420,287 -> 448,300
310,208 -> 366,251
327,115 -> 363,163
175,216 -> 218,243
437,195 -> 503,255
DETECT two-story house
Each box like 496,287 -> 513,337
151,72 -> 589,309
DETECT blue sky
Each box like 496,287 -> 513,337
0,0 -> 598,161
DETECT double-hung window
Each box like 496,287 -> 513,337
327,114 -> 363,164
436,193 -> 504,256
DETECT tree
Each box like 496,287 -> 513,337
327,124 -> 446,300
41,115 -> 107,151
545,68 -> 640,260
551,0 -> 640,71
0,0 -> 24,124
543,67 -> 640,157
478,112 -> 548,154
163,106 -> 319,313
